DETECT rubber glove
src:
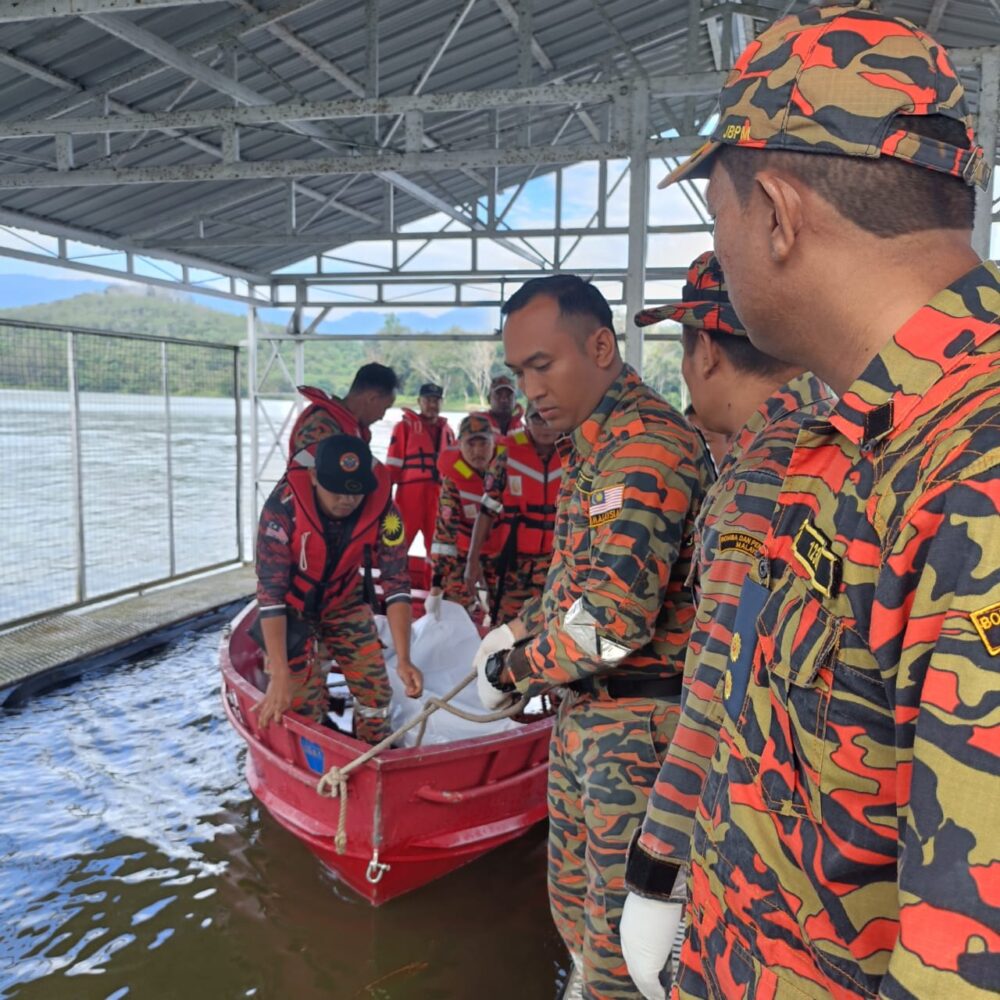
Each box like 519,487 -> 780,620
423,590 -> 442,621
620,892 -> 683,1000
473,624 -> 516,710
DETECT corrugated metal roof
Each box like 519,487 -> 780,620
0,0 -> 995,281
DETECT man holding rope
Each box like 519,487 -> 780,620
474,274 -> 712,998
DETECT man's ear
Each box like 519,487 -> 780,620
591,326 -> 619,369
309,468 -> 318,487
756,170 -> 803,263
697,330 -> 722,379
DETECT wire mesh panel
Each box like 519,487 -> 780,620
0,319 -> 242,629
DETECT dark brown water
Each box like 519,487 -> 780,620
0,628 -> 569,999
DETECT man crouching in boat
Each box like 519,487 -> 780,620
253,434 -> 424,743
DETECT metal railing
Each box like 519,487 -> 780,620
0,317 -> 244,630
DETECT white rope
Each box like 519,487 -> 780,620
315,669 -> 529,854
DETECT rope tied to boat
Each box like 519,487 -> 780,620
315,668 -> 528,854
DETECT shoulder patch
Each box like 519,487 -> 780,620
588,485 -> 624,527
971,602 -> 1000,656
718,531 -> 761,557
381,511 -> 406,547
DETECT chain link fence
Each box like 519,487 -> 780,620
0,318 -> 243,629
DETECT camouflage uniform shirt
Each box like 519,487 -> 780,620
680,262 -> 1000,999
508,365 -> 712,694
628,373 -> 834,892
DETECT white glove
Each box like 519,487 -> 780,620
473,624 -> 516,711
620,892 -> 684,1000
423,590 -> 442,621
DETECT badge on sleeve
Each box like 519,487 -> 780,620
792,518 -> 841,598
588,485 -> 624,527
971,602 -> 1000,655
723,578 -> 768,720
381,511 -> 405,547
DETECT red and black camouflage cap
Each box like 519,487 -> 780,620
634,251 -> 747,337
661,0 -> 990,190
458,414 -> 493,439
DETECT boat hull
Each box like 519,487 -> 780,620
220,601 -> 552,904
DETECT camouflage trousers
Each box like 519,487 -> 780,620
436,553 -> 499,616
548,690 -> 680,999
396,480 -> 440,553
493,552 -> 551,625
282,597 -> 393,744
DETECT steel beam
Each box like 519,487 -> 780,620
625,82 -> 649,373
0,0 -> 208,20
974,50 -> 1000,259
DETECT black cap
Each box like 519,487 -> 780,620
419,382 -> 444,398
314,435 -> 377,495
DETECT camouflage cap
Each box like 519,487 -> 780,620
458,414 -> 493,439
634,252 -> 747,337
660,0 -> 990,190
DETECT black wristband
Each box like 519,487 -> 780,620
624,828 -> 683,900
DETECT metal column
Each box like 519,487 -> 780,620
973,50 -> 999,261
625,82 -> 650,373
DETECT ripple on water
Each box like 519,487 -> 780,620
0,625 -> 567,999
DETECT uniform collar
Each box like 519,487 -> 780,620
569,364 -> 640,461
828,260 -> 1000,448
717,371 -> 833,476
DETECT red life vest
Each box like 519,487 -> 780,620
386,409 -> 455,486
288,386 -> 368,470
283,463 -> 391,616
501,430 -> 562,557
474,406 -> 524,440
437,447 -> 506,558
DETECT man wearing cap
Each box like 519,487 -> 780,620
253,434 -> 423,744
288,362 -> 399,470
477,373 -> 524,438
646,4 -> 1000,998
385,383 -> 456,551
617,252 -> 833,999
473,274 -> 712,997
464,402 -> 564,624
427,414 -> 506,614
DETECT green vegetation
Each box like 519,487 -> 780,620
0,286 -> 685,408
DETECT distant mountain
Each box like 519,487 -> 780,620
0,273 -> 497,337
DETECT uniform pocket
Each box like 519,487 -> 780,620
753,570 -> 840,821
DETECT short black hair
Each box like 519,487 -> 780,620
349,362 -> 398,395
682,326 -> 790,379
501,274 -> 615,335
719,114 -> 975,236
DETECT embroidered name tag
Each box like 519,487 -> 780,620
718,531 -> 761,556
792,518 -> 841,598
971,602 -> 1000,656
588,485 -> 624,527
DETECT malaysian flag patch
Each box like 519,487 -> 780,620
588,485 -> 624,526
264,521 -> 288,543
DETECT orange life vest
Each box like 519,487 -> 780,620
501,430 -> 562,556
437,447 -> 506,558
288,386 -> 368,470
474,406 -> 524,440
386,409 -> 455,486
284,463 -> 391,616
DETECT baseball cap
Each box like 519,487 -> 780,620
489,374 -> 516,393
634,252 -> 746,337
458,414 -> 493,440
314,435 -> 377,495
419,382 -> 443,398
660,0 -> 990,190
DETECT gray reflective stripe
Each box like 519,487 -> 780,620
458,489 -> 481,504
355,703 -> 390,719
385,591 -> 411,605
482,494 -> 504,514
258,604 -> 286,616
506,457 -> 548,483
431,542 -> 458,556
385,456 -> 404,467
293,448 -> 315,468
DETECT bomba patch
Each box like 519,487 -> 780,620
719,532 -> 761,557
792,518 -> 841,598
340,451 -> 360,472
971,601 -> 1000,656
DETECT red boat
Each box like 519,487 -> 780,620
220,593 -> 553,905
